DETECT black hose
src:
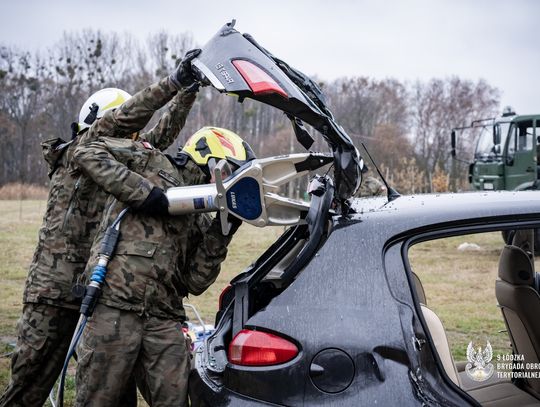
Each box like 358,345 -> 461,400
54,206 -> 129,406
57,316 -> 87,407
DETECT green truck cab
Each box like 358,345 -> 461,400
452,108 -> 540,191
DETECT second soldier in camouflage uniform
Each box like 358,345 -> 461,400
71,128 -> 246,405
359,176 -> 386,196
0,50 -> 199,407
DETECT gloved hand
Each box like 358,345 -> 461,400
170,49 -> 202,91
136,187 -> 169,216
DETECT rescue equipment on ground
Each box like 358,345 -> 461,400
183,304 -> 215,352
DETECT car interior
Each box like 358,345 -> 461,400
410,229 -> 540,406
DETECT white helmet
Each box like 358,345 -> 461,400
77,88 -> 131,133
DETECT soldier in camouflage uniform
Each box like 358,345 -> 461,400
0,49 -> 201,407
356,164 -> 386,197
72,128 -> 253,407
359,176 -> 386,196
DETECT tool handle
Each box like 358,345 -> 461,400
166,184 -> 219,215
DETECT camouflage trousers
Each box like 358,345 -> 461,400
75,304 -> 190,407
0,303 -> 138,407
0,303 -> 79,407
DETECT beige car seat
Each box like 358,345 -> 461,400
413,271 -> 540,406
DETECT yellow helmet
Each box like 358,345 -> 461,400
181,127 -> 256,170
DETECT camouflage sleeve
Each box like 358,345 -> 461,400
73,138 -> 154,207
77,77 -> 180,145
138,88 -> 197,151
181,215 -> 234,296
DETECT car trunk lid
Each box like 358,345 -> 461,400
192,20 -> 362,202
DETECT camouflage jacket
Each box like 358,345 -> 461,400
74,136 -> 234,321
23,77 -> 196,309
358,176 -> 386,197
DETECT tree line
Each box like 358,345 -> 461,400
0,30 -> 500,194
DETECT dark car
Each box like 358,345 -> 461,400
189,22 -> 540,406
191,191 -> 540,406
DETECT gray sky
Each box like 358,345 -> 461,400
2,0 -> 540,114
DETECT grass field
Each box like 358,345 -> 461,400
0,199 -> 524,403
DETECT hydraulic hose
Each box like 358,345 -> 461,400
52,207 -> 129,407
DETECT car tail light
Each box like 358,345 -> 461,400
229,329 -> 298,366
231,60 -> 288,98
218,284 -> 232,310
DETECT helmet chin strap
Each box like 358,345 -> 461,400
70,122 -> 79,140
83,103 -> 99,126
70,123 -> 89,140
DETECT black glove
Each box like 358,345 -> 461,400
136,187 -> 169,216
170,49 -> 202,91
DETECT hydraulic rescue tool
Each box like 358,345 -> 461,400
52,152 -> 332,406
166,152 -> 333,235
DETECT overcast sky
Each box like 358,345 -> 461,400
2,0 -> 539,115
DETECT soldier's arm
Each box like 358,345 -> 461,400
138,88 -> 197,152
73,137 -> 154,207
180,215 -> 234,296
77,77 -> 182,145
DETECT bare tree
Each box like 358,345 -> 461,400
0,46 -> 47,185
0,30 -> 502,195
410,77 -> 499,190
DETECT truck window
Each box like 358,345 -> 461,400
475,123 -> 509,159
507,120 -> 534,157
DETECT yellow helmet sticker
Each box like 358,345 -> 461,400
183,127 -> 247,165
102,91 -> 128,111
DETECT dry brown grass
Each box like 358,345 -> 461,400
0,183 -> 48,200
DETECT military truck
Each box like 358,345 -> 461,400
451,107 -> 540,248
451,107 -> 540,191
